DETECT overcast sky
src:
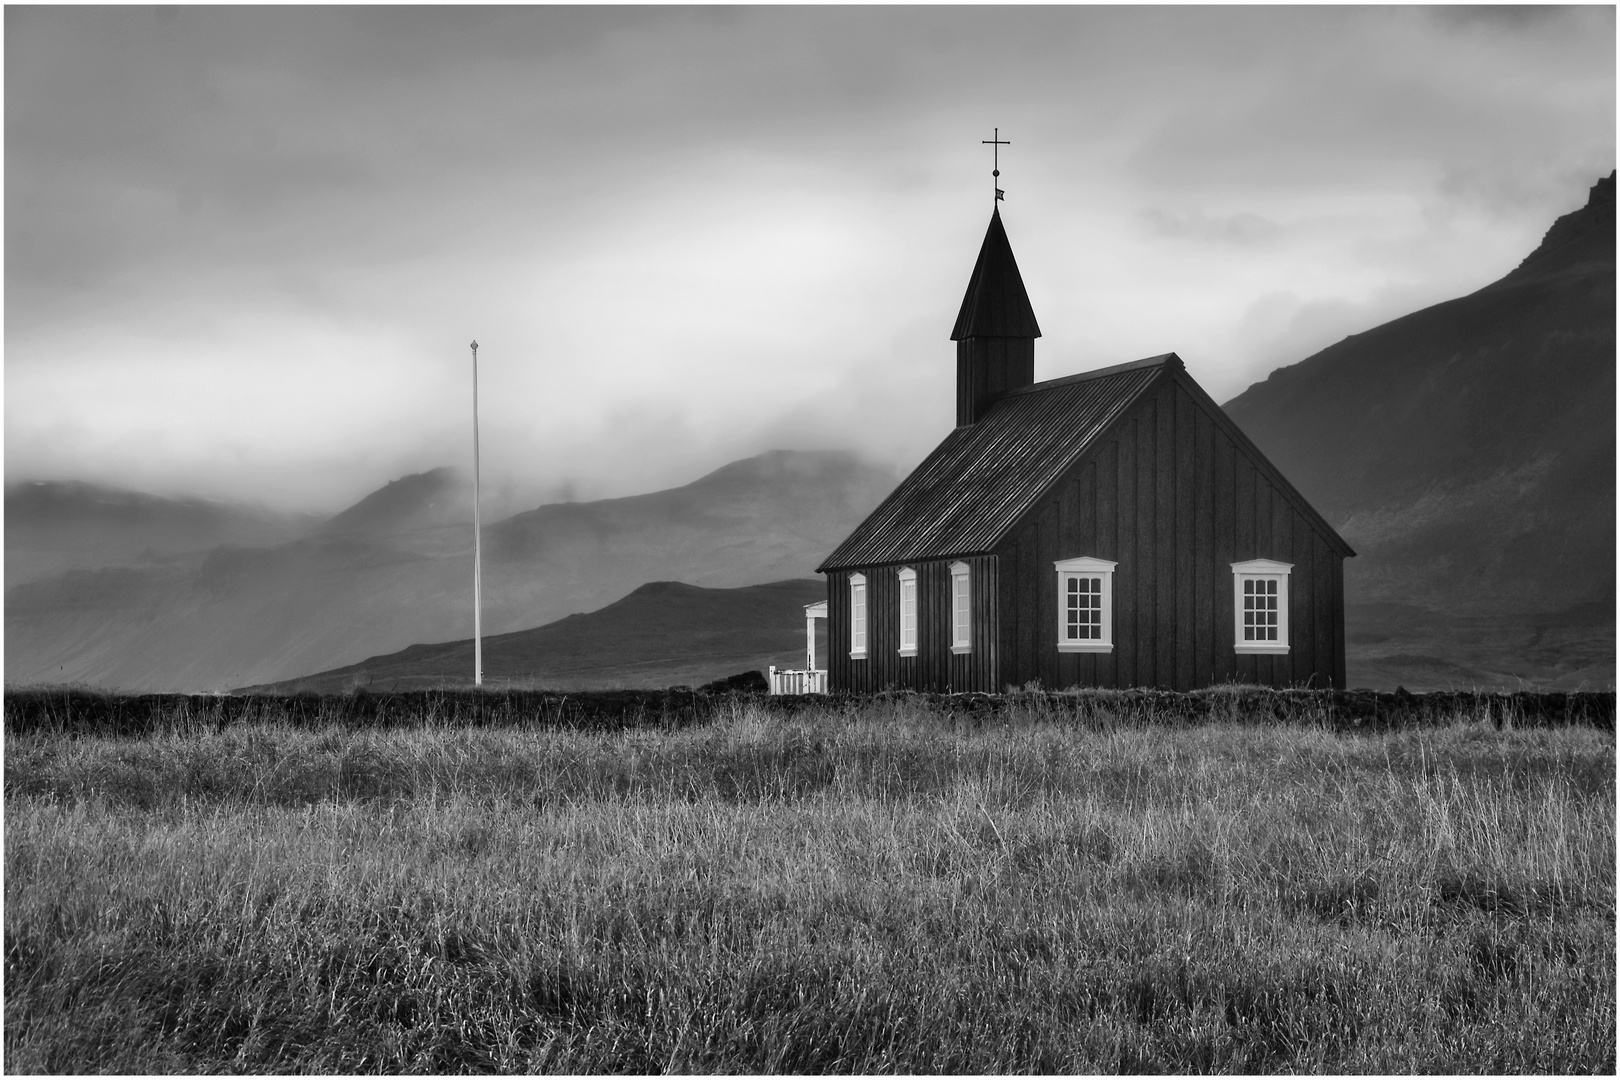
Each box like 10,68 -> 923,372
6,5 -> 1614,514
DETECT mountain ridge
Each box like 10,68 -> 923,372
4,480 -> 317,587
1498,170 -> 1615,287
317,467 -> 468,538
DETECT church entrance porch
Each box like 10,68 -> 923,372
769,600 -> 828,694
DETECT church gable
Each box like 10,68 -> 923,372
991,360 -> 1355,568
990,370 -> 1352,692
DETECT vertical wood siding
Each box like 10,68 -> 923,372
1136,398 -> 1157,687
957,338 -> 1036,426
827,556 -> 1000,693
1115,423 -> 1137,687
1193,406 -> 1216,688
1175,386 -> 1196,690
991,376 -> 1346,691
1155,385 -> 1176,690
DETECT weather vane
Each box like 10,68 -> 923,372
982,127 -> 1009,202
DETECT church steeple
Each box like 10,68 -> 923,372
951,207 -> 1041,426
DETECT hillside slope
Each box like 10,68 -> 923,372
1224,173 -> 1615,688
242,578 -> 826,694
317,467 -> 471,539
5,450 -> 895,691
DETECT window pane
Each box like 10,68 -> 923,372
1235,574 -> 1287,647
852,583 -> 866,650
899,575 -> 916,650
952,572 -> 970,646
1058,568 -> 1111,647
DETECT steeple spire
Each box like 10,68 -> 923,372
951,206 -> 1041,426
951,207 -> 1042,341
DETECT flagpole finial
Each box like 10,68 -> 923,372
470,339 -> 478,352
982,127 -> 1010,203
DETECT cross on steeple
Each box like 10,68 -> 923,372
982,127 -> 1009,202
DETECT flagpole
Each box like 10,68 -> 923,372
470,339 -> 483,688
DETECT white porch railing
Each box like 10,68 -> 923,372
769,666 -> 827,695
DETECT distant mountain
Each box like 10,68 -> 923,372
241,579 -> 827,694
4,449 -> 897,691
488,449 -> 895,583
1224,172 -> 1615,689
317,467 -> 470,539
4,480 -> 315,587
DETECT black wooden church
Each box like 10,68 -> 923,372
815,206 -> 1354,693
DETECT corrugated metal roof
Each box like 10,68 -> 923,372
950,208 -> 1042,340
819,356 -> 1172,571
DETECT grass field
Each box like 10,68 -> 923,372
5,691 -> 1614,1072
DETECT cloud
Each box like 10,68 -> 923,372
1425,6 -> 1591,32
1138,208 -> 1286,247
4,6 -> 1613,510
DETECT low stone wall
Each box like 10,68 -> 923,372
3,684 -> 1612,738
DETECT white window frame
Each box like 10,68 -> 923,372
1232,559 -> 1291,654
949,561 -> 972,654
897,567 -> 918,656
849,573 -> 868,659
1054,557 -> 1116,653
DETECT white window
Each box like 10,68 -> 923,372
850,573 -> 868,659
1232,559 -> 1291,654
950,561 -> 972,654
1054,557 -> 1116,653
897,567 -> 918,656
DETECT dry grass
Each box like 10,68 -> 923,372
5,695 -> 1614,1072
